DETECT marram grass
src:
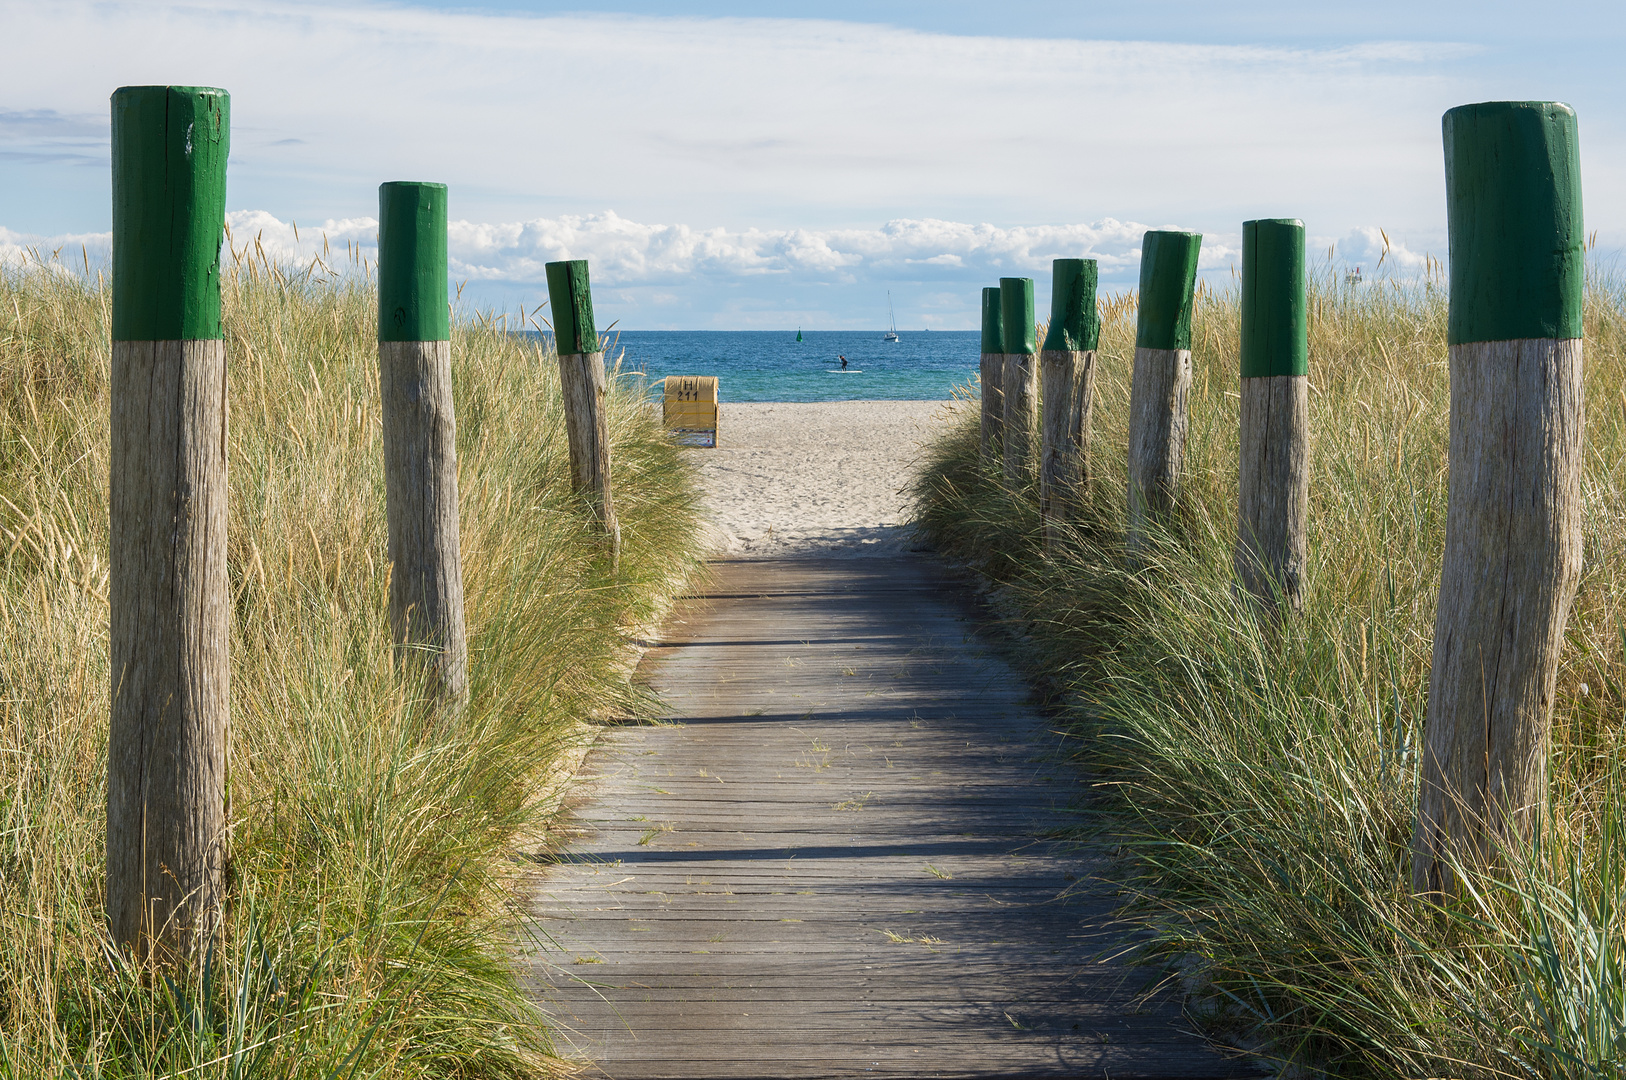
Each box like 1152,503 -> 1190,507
0,248 -> 706,1078
914,266 -> 1626,1078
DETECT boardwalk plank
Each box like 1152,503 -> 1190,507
520,557 -> 1252,1079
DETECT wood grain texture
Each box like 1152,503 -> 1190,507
1411,337 -> 1583,896
1039,349 -> 1095,545
379,339 -> 468,704
1001,352 -> 1037,483
1234,374 -> 1308,615
978,352 -> 1003,464
1127,346 -> 1192,550
559,350 -> 622,564
107,339 -> 228,960
522,558 -> 1254,1079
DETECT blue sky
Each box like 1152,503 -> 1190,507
2,0 -> 1621,328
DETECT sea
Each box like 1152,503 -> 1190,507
582,330 -> 980,403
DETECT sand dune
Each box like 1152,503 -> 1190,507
681,400 -> 962,558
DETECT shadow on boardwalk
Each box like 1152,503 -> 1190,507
520,556 -> 1256,1079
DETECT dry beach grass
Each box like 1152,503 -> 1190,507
0,249 -> 706,1077
913,264 -> 1626,1078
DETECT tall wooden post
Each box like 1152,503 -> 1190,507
1039,258 -> 1099,545
378,181 -> 468,705
1128,230 -> 1202,551
1000,277 -> 1037,484
546,259 -> 621,565
1234,218 -> 1309,616
1411,101 -> 1585,897
106,85 -> 230,964
979,286 -> 1003,464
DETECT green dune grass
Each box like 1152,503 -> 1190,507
0,248 -> 705,1078
914,266 -> 1626,1078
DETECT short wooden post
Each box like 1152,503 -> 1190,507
546,259 -> 621,564
106,85 -> 231,964
979,286 -> 1003,464
1000,276 -> 1037,484
1234,218 -> 1309,616
1411,101 -> 1585,898
1128,230 -> 1202,551
378,181 -> 468,705
1039,258 -> 1099,544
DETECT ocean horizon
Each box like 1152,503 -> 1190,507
524,329 -> 979,403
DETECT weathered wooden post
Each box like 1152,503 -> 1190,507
106,85 -> 230,964
979,286 -> 1003,464
546,259 -> 621,564
378,181 -> 468,705
1411,101 -> 1585,897
1039,258 -> 1099,544
1128,230 -> 1202,550
1233,218 -> 1308,615
1000,276 -> 1037,484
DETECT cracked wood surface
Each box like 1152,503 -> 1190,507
521,556 -> 1251,1079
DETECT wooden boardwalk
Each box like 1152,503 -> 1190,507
521,556 -> 1250,1079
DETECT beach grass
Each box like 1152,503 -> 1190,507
913,262 -> 1626,1077
0,245 -> 705,1077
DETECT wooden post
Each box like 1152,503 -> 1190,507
546,259 -> 621,564
1234,218 -> 1309,616
1000,277 -> 1037,484
378,181 -> 468,705
1039,258 -> 1100,545
979,286 -> 1003,464
1411,101 -> 1585,898
1128,230 -> 1202,551
106,85 -> 230,965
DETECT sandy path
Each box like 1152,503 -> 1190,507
682,400 -> 962,558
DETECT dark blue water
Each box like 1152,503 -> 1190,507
597,330 -> 979,402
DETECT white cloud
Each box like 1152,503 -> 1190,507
214,208 -> 1246,285
0,209 -> 1461,326
6,209 -> 1428,291
0,225 -> 112,275
1334,225 -> 1432,275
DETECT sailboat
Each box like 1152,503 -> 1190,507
883,292 -> 900,341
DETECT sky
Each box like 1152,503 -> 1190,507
1,0 -> 1622,328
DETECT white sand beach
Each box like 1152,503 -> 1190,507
683,400 -> 963,558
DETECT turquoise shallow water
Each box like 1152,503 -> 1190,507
595,330 -> 979,402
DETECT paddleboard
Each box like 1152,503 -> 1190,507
826,369 -> 863,373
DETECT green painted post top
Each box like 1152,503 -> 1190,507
1444,101 -> 1583,344
546,260 -> 598,355
1240,219 -> 1308,379
999,277 -> 1036,354
110,86 -> 230,342
980,287 -> 1002,353
378,182 -> 450,342
1042,259 -> 1100,352
1135,231 -> 1202,350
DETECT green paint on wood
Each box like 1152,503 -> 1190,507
1042,259 -> 1100,352
1444,100 -> 1583,344
1240,219 -> 1308,378
980,287 -> 1002,353
999,277 -> 1036,354
110,86 -> 230,342
1135,231 -> 1201,351
378,182 -> 450,342
546,260 -> 598,355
